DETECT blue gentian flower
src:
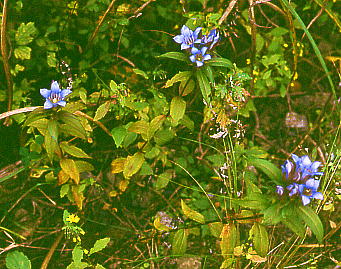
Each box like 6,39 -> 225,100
295,155 -> 323,179
281,160 -> 295,179
173,25 -> 202,50
298,179 -> 324,205
40,81 -> 72,109
287,183 -> 299,196
276,185 -> 284,196
189,46 -> 212,67
201,29 -> 220,49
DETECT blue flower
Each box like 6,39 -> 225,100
201,29 -> 220,49
189,46 -> 212,67
276,185 -> 284,196
295,155 -> 323,180
281,160 -> 295,179
287,183 -> 299,196
40,81 -> 72,109
298,179 -> 324,206
173,25 -> 202,50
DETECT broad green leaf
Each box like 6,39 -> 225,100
139,162 -> 153,175
133,68 -> 149,79
282,205 -> 305,238
170,96 -> 186,123
172,229 -> 188,255
72,245 -> 83,263
94,101 -> 110,121
234,193 -> 269,210
154,129 -> 174,145
250,223 -> 269,257
111,126 -> 127,148
262,202 -> 283,225
75,160 -> 94,172
89,238 -> 110,256
179,78 -> 195,96
15,22 -> 37,45
196,69 -> 211,104
14,46 -> 31,60
127,121 -> 149,140
66,262 -> 89,269
247,158 -> 282,185
220,223 -> 238,258
60,158 -> 80,184
109,80 -> 118,90
47,119 -> 59,142
207,57 -> 233,69
58,111 -> 87,140
164,71 -> 192,88
155,171 -> 173,190
123,152 -> 144,178
60,142 -> 91,159
6,251 -> 31,269
297,205 -> 324,243
60,184 -> 70,198
45,127 -> 61,160
181,199 -> 205,224
158,52 -> 188,62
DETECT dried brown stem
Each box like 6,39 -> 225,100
218,0 -> 238,26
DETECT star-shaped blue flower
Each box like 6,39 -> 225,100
173,25 -> 202,50
201,29 -> 220,49
189,46 -> 212,67
40,81 -> 72,109
298,178 -> 324,205
294,155 -> 323,179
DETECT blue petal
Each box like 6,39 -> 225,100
196,61 -> 204,67
40,88 -> 50,98
301,155 -> 312,166
312,192 -> 324,200
57,100 -> 67,107
181,43 -> 191,50
201,46 -> 208,55
189,55 -> 196,63
44,100 -> 54,109
292,154 -> 300,163
181,25 -> 192,36
51,81 -> 60,92
311,161 -> 321,171
191,47 -> 199,54
203,54 -> 211,61
301,195 -> 311,206
193,27 -> 202,38
173,35 -> 184,44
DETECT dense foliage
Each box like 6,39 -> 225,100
0,0 -> 340,268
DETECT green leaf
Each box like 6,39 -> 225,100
154,129 -> 174,145
207,57 -> 233,69
220,223 -> 238,258
164,71 -> 192,88
247,158 -> 282,185
155,171 -> 173,190
181,199 -> 205,224
297,205 -> 324,243
6,251 -> 31,269
72,245 -> 84,263
123,152 -> 145,179
170,96 -> 186,124
196,69 -> 211,104
250,223 -> 269,257
208,222 -> 223,238
94,101 -> 110,121
60,142 -> 91,159
47,52 -> 57,67
60,158 -> 80,184
172,229 -> 188,255
95,264 -> 106,269
58,111 -> 87,140
127,120 -> 149,140
157,52 -> 188,62
282,205 -> 305,238
148,115 -> 166,139
15,22 -> 37,45
133,68 -> 149,79
14,46 -> 32,60
111,126 -> 127,148
89,238 -> 110,256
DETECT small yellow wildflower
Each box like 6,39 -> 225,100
297,42 -> 300,47
290,82 -> 295,87
66,214 -> 80,223
284,66 -> 289,71
73,237 -> 77,242
293,72 -> 298,80
80,229 -> 85,235
252,70 -> 259,76
246,59 -> 251,65
84,249 -> 89,255
283,43 -> 289,48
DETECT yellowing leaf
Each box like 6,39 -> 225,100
148,115 -> 166,139
58,169 -> 70,185
71,185 -> 84,210
60,142 -> 91,159
208,222 -> 223,237
181,199 -> 205,224
60,158 -> 80,184
127,121 -> 149,139
111,158 -> 126,174
249,223 -> 269,257
123,152 -> 144,178
163,71 -> 192,88
220,223 -> 238,258
94,101 -> 110,121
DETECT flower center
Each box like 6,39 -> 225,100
303,188 -> 312,196
49,92 -> 61,103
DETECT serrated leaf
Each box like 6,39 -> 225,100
15,22 -> 37,45
170,96 -> 186,123
247,158 -> 282,185
158,52 -> 188,62
127,121 -> 149,140
181,199 -> 205,224
148,115 -> 166,139
123,152 -> 144,178
207,57 -> 233,68
220,223 -> 238,258
196,69 -> 211,104
89,238 -> 110,256
163,71 -> 192,88
94,101 -> 110,121
60,159 -> 80,184
250,223 -> 268,257
6,251 -> 31,269
60,142 -> 91,159
14,46 -> 31,60
155,171 -> 172,190
297,205 -> 324,243
111,126 -> 127,148
172,229 -> 188,255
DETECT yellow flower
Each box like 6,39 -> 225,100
293,72 -> 298,80
246,59 -> 251,65
284,66 -> 289,71
66,214 -> 80,223
84,249 -> 89,255
283,43 -> 288,48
